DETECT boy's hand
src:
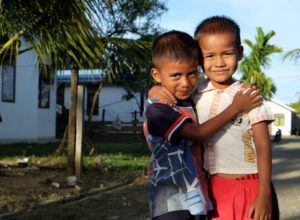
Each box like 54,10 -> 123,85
148,85 -> 177,105
232,87 -> 263,113
248,192 -> 272,220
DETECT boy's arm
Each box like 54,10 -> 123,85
248,122 -> 272,220
179,88 -> 262,142
148,84 -> 261,106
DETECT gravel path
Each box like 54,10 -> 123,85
272,136 -> 300,220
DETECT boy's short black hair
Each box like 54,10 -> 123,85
152,30 -> 200,68
194,15 -> 241,47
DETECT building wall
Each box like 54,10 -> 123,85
266,101 -> 293,136
63,85 -> 144,123
0,42 -> 56,142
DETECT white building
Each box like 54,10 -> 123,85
57,72 -> 145,124
266,99 -> 299,136
0,40 -> 56,143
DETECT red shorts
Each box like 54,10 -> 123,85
209,174 -> 260,220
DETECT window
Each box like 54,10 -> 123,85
274,114 -> 285,126
1,63 -> 16,102
38,64 -> 53,108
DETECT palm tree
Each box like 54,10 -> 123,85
1,0 -> 107,174
284,48 -> 300,111
0,0 -> 166,174
283,48 -> 300,63
239,27 -> 282,99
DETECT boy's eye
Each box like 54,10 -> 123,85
188,71 -> 197,77
203,54 -> 213,59
171,73 -> 181,79
224,52 -> 234,56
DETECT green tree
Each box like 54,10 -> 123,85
283,48 -> 300,105
114,34 -> 157,116
289,102 -> 300,116
284,48 -> 300,63
288,92 -> 300,116
1,0 -> 107,174
239,27 -> 282,99
93,1 -> 166,110
0,0 -> 167,174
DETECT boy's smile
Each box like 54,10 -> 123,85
199,31 -> 243,90
151,60 -> 199,100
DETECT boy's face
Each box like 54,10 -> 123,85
198,31 -> 243,89
151,60 -> 198,100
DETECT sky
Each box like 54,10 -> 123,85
158,0 -> 300,105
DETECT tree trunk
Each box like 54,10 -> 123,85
88,82 -> 103,124
75,85 -> 84,178
85,83 -> 103,156
67,66 -> 78,174
54,125 -> 68,156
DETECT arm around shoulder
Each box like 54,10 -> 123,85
179,87 -> 263,142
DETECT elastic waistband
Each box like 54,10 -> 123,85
210,173 -> 259,182
236,173 -> 259,180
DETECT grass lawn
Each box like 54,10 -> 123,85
0,138 -> 150,171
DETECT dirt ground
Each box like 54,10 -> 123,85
0,165 -> 150,220
2,137 -> 300,220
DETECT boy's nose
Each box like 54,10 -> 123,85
215,56 -> 225,66
181,77 -> 189,87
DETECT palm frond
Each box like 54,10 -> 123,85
240,27 -> 282,98
283,48 -> 300,63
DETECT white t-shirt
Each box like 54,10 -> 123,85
193,80 -> 274,174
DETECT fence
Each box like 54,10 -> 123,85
56,110 -> 144,139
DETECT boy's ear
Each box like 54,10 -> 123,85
238,45 -> 244,61
151,68 -> 162,83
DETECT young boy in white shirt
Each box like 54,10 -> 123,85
148,16 -> 279,220
145,30 -> 262,220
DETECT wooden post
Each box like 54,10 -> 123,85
101,109 -> 105,125
133,110 -> 137,134
67,67 -> 78,174
134,110 -> 137,123
75,85 -> 84,178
